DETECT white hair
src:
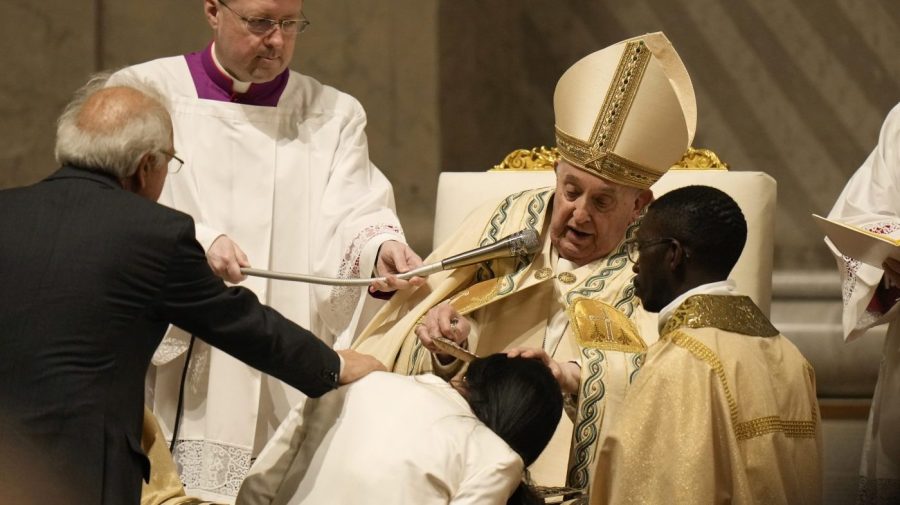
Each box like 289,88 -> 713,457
54,72 -> 173,179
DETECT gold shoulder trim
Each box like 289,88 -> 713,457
490,146 -> 559,171
567,297 -> 646,352
667,331 -> 818,441
661,295 -> 778,338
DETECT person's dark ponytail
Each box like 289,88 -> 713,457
506,481 -> 544,505
464,354 -> 563,505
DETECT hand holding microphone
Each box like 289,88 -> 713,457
371,240 -> 425,292
373,228 -> 542,281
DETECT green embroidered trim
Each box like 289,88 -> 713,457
408,335 -> 426,373
475,188 -> 551,286
567,347 -> 606,490
628,351 -> 645,383
564,219 -> 639,308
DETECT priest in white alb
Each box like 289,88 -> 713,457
827,102 -> 900,505
111,0 -> 421,501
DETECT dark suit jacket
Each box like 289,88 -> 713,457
0,166 -> 341,504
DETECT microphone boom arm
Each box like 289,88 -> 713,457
239,229 -> 540,286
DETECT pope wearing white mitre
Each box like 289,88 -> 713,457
353,32 -> 697,492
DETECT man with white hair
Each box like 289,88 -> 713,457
0,75 -> 382,505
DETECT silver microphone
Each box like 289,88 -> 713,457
390,228 -> 541,279
441,228 -> 541,270
240,229 -> 541,285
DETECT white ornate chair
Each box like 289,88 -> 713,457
434,147 -> 777,314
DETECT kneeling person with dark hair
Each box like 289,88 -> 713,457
238,354 -> 563,505
591,185 -> 823,505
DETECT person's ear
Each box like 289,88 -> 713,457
668,239 -> 688,271
120,153 -> 156,195
204,0 -> 220,30
631,189 -> 654,220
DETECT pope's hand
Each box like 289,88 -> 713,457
371,240 -> 424,292
336,349 -> 386,385
507,347 -> 580,395
415,302 -> 470,364
207,235 -> 250,284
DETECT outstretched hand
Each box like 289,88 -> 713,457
336,349 -> 386,385
371,240 -> 425,292
207,235 -> 250,284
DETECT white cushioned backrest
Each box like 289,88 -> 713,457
433,170 -> 776,315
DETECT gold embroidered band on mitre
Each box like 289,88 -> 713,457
554,39 -> 658,189
661,295 -> 779,338
567,297 -> 647,353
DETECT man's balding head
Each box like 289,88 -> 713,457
55,74 -> 173,182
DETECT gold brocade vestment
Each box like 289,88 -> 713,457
592,295 -> 823,505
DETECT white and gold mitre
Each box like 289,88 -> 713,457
553,32 -> 697,189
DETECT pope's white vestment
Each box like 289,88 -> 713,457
114,45 -> 405,502
827,102 -> 900,504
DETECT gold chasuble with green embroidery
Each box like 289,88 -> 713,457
591,295 -> 823,505
353,187 -> 658,490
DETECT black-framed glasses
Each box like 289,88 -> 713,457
159,149 -> 184,174
624,237 -> 677,263
218,0 -> 310,36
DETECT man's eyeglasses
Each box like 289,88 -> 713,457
218,0 -> 310,36
624,237 -> 677,263
159,150 -> 185,174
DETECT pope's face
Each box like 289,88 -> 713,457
206,0 -> 302,83
549,160 -> 649,266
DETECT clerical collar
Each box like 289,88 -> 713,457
184,42 -> 289,106
657,280 -> 736,333
550,246 -> 578,273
